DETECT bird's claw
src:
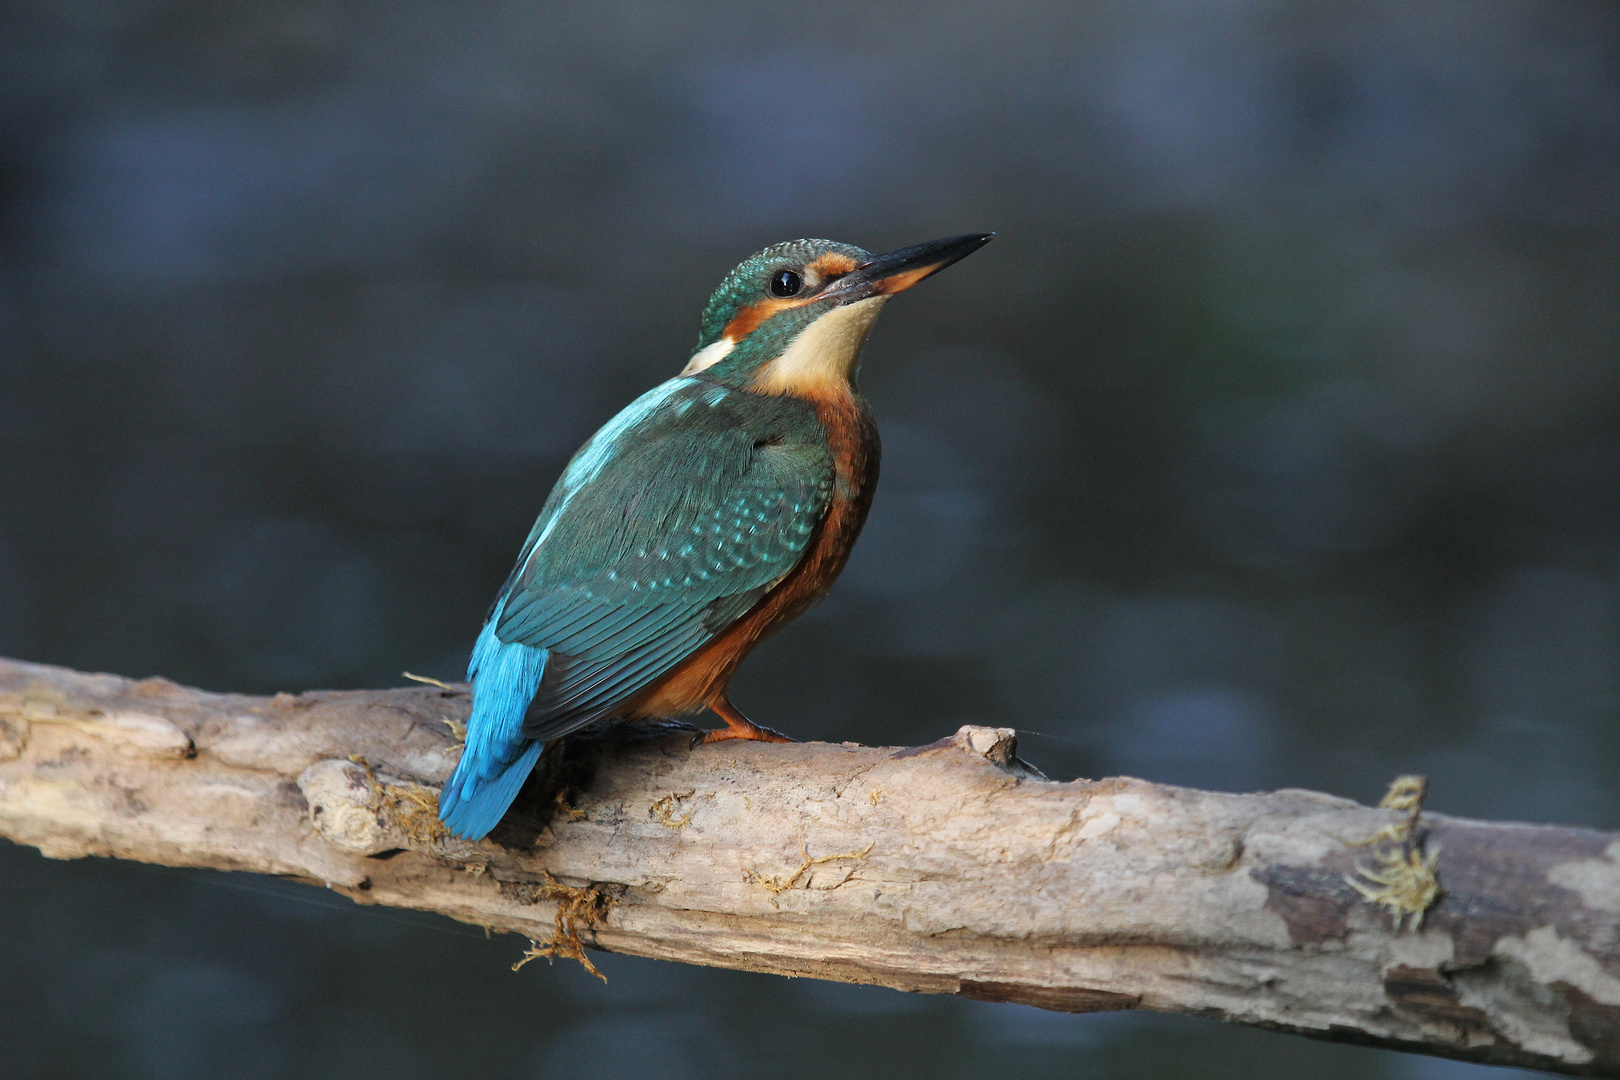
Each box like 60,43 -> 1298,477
690,723 -> 795,749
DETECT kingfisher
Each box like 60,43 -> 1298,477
437,233 -> 993,840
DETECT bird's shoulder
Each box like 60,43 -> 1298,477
562,376 -> 826,492
500,376 -> 835,613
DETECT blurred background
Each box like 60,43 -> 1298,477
1,1 -> 1617,1077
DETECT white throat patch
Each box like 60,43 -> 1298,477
751,296 -> 889,395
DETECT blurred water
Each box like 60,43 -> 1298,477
2,1 -> 1617,1077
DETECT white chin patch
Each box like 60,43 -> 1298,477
682,336 -> 735,374
752,296 -> 889,395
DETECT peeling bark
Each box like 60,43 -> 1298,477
2,656 -> 1618,1075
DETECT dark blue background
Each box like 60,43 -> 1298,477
2,1 -> 1617,1076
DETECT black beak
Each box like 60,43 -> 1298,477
823,233 -> 994,304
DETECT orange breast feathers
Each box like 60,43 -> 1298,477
628,393 -> 880,718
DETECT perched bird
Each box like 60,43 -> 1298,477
438,233 -> 993,840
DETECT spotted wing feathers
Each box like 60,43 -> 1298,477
493,381 -> 832,740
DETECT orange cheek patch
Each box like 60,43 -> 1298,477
722,298 -> 792,340
719,256 -> 861,340
722,292 -> 826,339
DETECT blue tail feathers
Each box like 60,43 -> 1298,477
440,739 -> 544,840
438,612 -> 549,840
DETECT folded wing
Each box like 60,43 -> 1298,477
494,387 -> 833,741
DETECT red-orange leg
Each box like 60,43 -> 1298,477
695,696 -> 795,746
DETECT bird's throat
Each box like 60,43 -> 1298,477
749,296 -> 887,398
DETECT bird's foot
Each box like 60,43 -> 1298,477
694,722 -> 794,746
689,698 -> 796,749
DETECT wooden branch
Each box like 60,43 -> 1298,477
3,657 -> 1618,1075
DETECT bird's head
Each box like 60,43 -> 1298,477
685,234 -> 992,397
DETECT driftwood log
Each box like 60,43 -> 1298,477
2,656 -> 1618,1075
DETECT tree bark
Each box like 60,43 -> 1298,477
2,656 -> 1618,1075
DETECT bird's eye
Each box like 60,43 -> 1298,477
769,270 -> 803,297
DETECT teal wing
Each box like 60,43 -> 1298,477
494,382 -> 833,740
